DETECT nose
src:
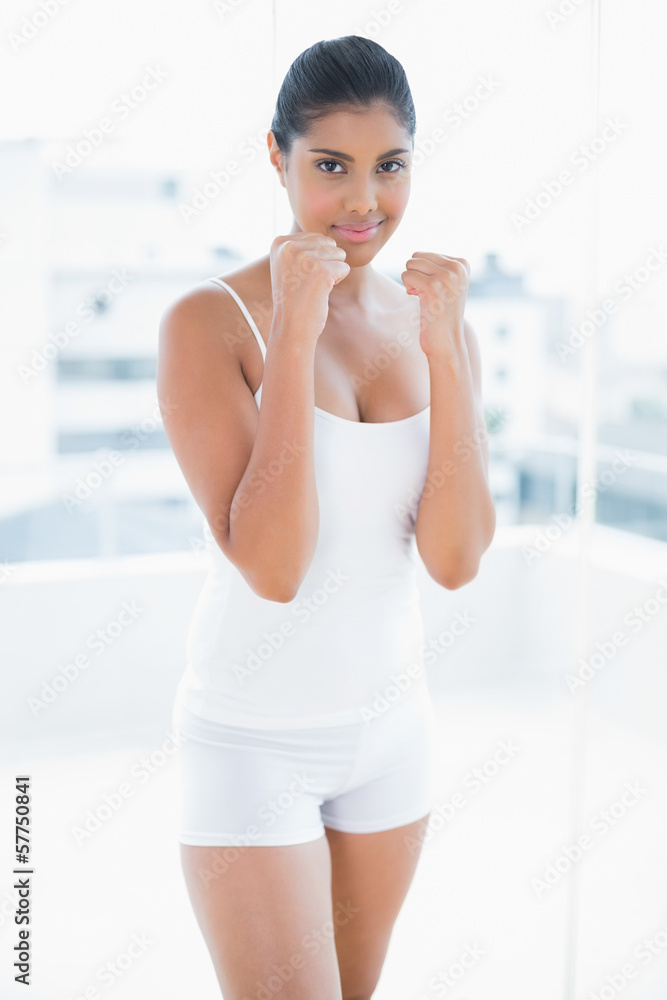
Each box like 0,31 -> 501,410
342,176 -> 379,216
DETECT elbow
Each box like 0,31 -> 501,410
429,558 -> 480,591
245,546 -> 315,603
256,583 -> 299,604
247,571 -> 301,604
429,510 -> 496,591
210,531 -> 300,603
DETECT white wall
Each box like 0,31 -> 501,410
3,525 -> 666,751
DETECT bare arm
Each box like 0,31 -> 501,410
415,318 -> 496,588
157,287 -> 319,603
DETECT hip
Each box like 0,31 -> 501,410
174,681 -> 439,846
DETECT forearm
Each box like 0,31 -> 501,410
415,343 -> 495,587
228,324 -> 319,601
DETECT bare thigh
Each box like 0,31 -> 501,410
180,835 -> 343,1000
325,813 -> 431,1000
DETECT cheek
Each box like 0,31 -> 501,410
386,180 -> 410,216
304,185 -> 338,220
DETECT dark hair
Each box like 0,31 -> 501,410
270,35 -> 416,161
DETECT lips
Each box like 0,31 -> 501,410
332,220 -> 384,242
334,221 -> 383,231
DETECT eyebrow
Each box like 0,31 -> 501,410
307,147 -> 410,163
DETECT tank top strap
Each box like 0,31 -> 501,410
207,276 -> 266,360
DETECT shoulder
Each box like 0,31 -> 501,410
159,257 -> 268,335
206,255 -> 273,327
210,255 -> 272,304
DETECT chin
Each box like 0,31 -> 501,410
348,251 -> 380,267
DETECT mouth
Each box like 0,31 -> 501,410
332,220 -> 385,243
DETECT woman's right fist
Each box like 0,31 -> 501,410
269,232 -> 350,339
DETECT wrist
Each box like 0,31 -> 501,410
425,340 -> 470,377
269,319 -> 318,356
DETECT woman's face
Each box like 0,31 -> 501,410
268,103 -> 413,264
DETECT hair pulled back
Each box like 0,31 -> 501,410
270,35 -> 416,161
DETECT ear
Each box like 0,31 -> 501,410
267,132 -> 286,188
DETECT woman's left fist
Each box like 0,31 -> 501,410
401,252 -> 470,356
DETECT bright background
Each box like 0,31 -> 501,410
1,1 -> 666,998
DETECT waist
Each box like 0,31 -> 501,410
182,564 -> 427,728
174,673 -> 431,731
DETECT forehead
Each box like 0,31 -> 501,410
297,104 -> 412,149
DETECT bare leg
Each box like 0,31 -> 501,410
324,813 -> 431,1000
180,835 -> 344,999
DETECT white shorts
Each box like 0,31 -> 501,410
174,687 -> 440,846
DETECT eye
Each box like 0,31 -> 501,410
314,158 -> 407,174
378,159 -> 407,173
316,159 -> 345,174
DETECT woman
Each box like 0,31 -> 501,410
157,34 -> 495,1000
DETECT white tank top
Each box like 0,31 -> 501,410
173,276 -> 433,730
